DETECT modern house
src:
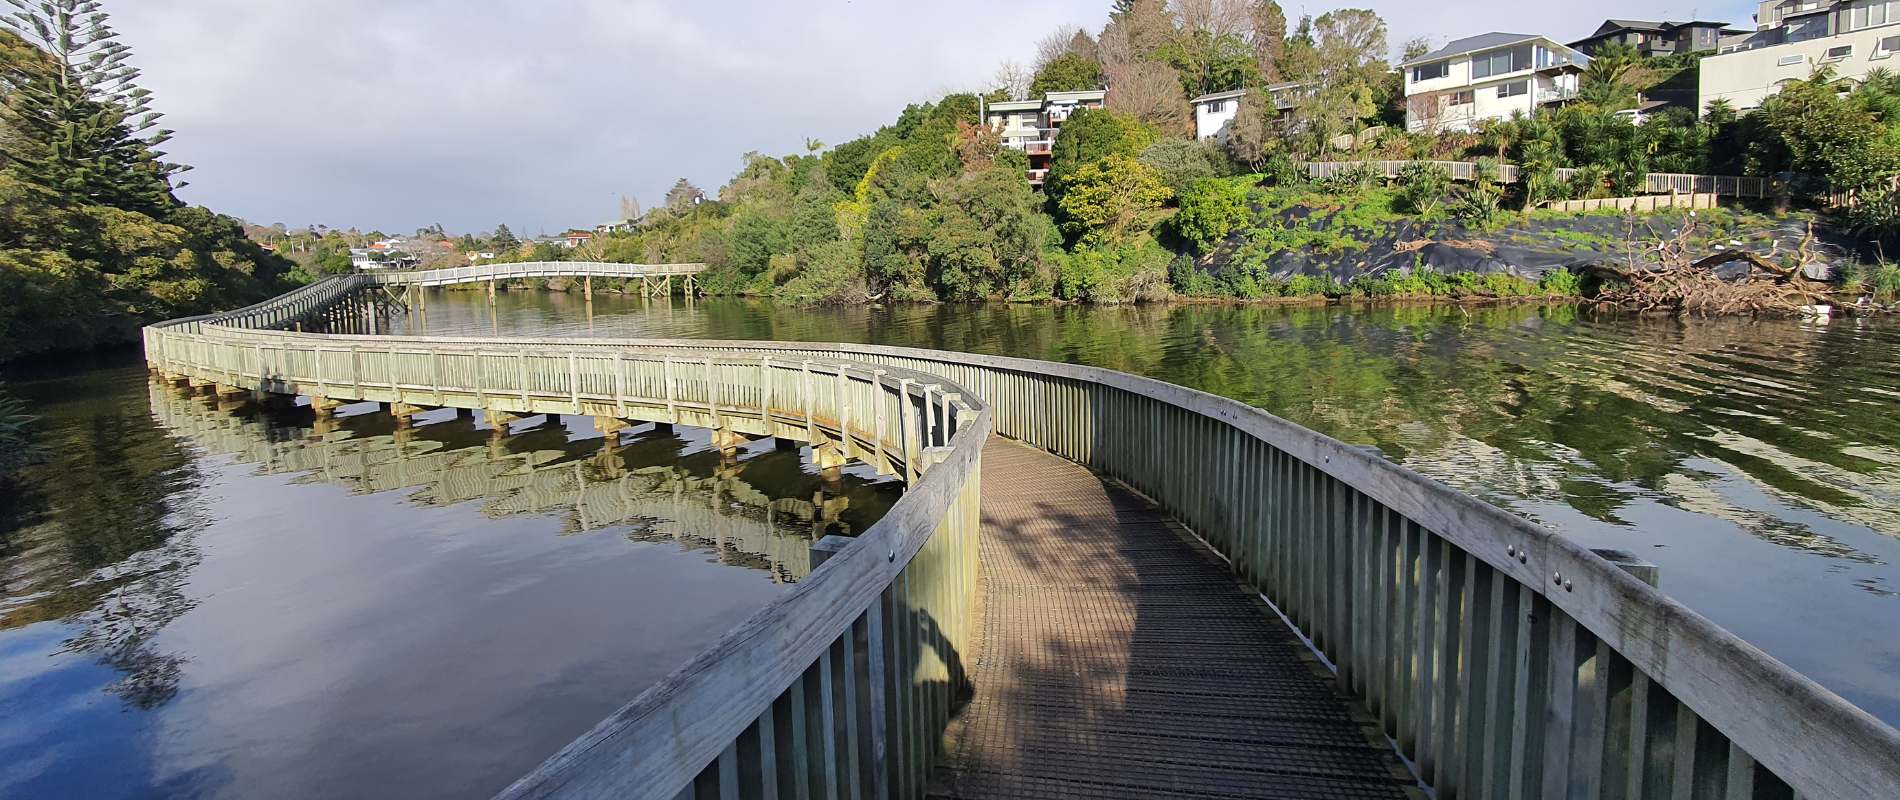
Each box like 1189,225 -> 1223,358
1569,20 -> 1736,57
1400,33 -> 1590,133
1702,0 -> 1900,110
562,230 -> 595,249
1189,83 -> 1306,141
982,89 -> 1107,186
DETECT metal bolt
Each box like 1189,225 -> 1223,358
1553,571 -> 1563,584
1564,579 -> 1574,592
1518,553 -> 1528,564
1507,545 -> 1517,556
888,550 -> 897,563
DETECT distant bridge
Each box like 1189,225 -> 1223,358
143,264 -> 1900,799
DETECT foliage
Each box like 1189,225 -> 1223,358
1054,154 -> 1172,245
0,18 -> 291,362
1745,68 -> 1900,192
1137,137 -> 1233,195
925,165 -> 1052,299
1393,161 -> 1452,218
1845,185 -> 1900,250
1450,158 -> 1505,228
1052,235 -> 1172,303
1045,106 -> 1156,204
1171,176 -> 1251,253
1029,52 -> 1103,95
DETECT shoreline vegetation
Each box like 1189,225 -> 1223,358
420,1 -> 1900,317
11,2 -> 1900,368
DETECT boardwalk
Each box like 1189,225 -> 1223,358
934,439 -> 1416,799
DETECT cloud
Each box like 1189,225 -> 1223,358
107,0 -> 1759,234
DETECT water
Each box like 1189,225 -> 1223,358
399,290 -> 1900,728
0,353 -> 900,799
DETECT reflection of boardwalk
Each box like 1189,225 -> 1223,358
936,439 -> 1411,799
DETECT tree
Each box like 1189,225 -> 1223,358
1746,68 -> 1900,192
1104,57 -> 1190,135
1045,107 -> 1156,202
1139,137 -> 1231,195
1223,85 -> 1288,168
1029,52 -> 1104,95
665,178 -> 705,209
2,3 -> 185,214
1394,161 -> 1453,218
619,194 -> 642,221
1055,154 -> 1171,244
991,60 -> 1033,100
1035,26 -> 1097,69
1247,0 -> 1288,81
491,224 -> 520,250
1172,177 -> 1249,252
925,166 -> 1050,298
1577,40 -> 1648,111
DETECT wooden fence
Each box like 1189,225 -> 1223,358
142,272 -> 1900,800
1306,160 -> 1778,199
1541,193 -> 1719,213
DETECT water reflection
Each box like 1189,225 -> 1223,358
0,358 -> 900,799
393,291 -> 1900,725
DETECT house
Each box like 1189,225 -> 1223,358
1401,33 -> 1590,133
1702,0 -> 1900,111
982,89 -> 1107,186
595,219 -> 636,235
466,251 -> 497,264
1569,20 -> 1736,58
562,230 -> 594,248
1189,83 -> 1306,141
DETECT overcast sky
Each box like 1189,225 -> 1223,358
111,1 -> 1758,236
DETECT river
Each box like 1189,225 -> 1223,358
5,292 -> 1898,798
398,290 -> 1900,730
0,351 -> 900,799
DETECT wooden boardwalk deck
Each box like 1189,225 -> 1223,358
933,439 -> 1417,799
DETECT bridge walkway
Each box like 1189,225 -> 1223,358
933,438 -> 1417,799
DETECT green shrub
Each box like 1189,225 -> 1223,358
1395,162 -> 1454,218
1537,268 -> 1583,296
1054,237 -> 1172,303
1172,177 -> 1252,253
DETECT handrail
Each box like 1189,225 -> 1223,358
1305,159 -> 1780,198
370,261 -> 706,287
143,272 -> 1900,799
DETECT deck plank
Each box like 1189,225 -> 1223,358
933,438 -> 1414,799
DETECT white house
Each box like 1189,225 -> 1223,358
1400,32 -> 1590,133
1190,83 -> 1307,140
1191,90 -> 1245,141
981,89 -> 1107,186
1703,0 -> 1900,111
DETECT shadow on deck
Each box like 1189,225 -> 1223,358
933,438 -> 1417,799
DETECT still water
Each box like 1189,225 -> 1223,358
0,353 -> 899,799
401,290 -> 1900,729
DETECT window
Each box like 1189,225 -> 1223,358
1824,44 -> 1854,61
1847,0 -> 1896,30
1411,61 -> 1449,82
1879,34 -> 1900,56
1470,45 -> 1532,79
1497,80 -> 1528,98
1778,54 -> 1806,66
1448,90 -> 1474,105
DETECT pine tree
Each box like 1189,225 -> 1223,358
491,223 -> 519,250
1,0 -> 187,215
664,178 -> 704,209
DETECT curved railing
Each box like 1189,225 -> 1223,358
143,272 -> 1900,800
371,260 -> 705,287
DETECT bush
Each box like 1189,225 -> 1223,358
1054,237 -> 1173,303
1537,268 -> 1583,296
1172,177 -> 1251,253
1394,162 -> 1453,218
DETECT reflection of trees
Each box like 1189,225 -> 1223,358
674,299 -> 1900,564
0,369 -> 209,709
144,384 -> 900,584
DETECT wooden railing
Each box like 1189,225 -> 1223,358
1305,160 -> 1779,199
372,261 -> 706,287
143,275 -> 1900,800
146,305 -> 992,799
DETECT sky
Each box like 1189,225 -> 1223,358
110,1 -> 1761,236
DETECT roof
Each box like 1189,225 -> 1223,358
986,99 -> 1041,112
1044,89 -> 1106,102
1575,18 -> 1736,44
1402,32 -> 1543,66
1190,89 -> 1246,104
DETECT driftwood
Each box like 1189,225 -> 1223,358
1583,219 -> 1834,317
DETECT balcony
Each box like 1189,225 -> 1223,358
1535,86 -> 1578,104
1026,168 -> 1049,184
1024,140 -> 1053,156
